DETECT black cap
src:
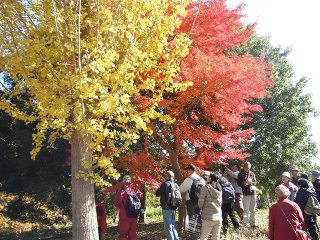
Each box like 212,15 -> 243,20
300,173 -> 309,180
186,164 -> 196,171
298,178 -> 309,188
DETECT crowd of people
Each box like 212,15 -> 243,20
269,168 -> 320,240
100,163 -> 320,240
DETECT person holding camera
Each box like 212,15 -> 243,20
237,162 -> 257,228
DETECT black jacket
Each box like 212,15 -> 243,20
237,170 -> 256,195
155,179 -> 177,210
294,187 -> 317,224
312,179 -> 320,202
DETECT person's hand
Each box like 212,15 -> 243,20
246,178 -> 252,185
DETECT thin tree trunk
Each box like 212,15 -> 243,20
71,130 -> 99,240
178,197 -> 187,234
265,191 -> 271,209
171,153 -> 186,233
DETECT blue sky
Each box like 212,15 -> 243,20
227,0 -> 320,164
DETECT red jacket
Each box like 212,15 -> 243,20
269,198 -> 306,240
96,202 -> 107,235
114,183 -> 143,219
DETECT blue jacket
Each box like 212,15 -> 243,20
294,187 -> 317,224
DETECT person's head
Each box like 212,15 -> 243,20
231,164 -> 239,172
297,178 -> 309,189
281,172 -> 291,184
165,170 -> 174,180
275,185 -> 290,200
186,164 -> 197,175
290,166 -> 299,177
243,162 -> 251,172
202,170 -> 211,183
123,175 -> 131,184
300,173 -> 309,181
311,170 -> 320,182
209,173 -> 219,184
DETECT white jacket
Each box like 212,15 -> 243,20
225,168 -> 243,194
179,172 -> 205,200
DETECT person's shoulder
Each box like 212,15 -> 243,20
288,199 -> 303,211
189,173 -> 203,182
190,173 -> 199,179
164,180 -> 173,187
270,202 -> 278,210
289,182 -> 298,189
307,188 -> 317,195
207,184 -> 220,193
313,180 -> 320,187
182,175 -> 193,183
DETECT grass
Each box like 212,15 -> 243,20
0,190 -> 269,240
221,209 -> 269,240
0,208 -> 269,240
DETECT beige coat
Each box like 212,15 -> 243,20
198,184 -> 222,221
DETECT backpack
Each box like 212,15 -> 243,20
166,181 -> 182,208
123,188 -> 142,218
189,177 -> 204,204
221,183 -> 235,203
304,193 -> 320,215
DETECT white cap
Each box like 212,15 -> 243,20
281,172 -> 290,178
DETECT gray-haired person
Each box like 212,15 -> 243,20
155,171 -> 180,240
237,162 -> 257,228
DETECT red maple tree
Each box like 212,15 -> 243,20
114,0 -> 271,189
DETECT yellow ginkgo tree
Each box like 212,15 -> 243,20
0,0 -> 191,239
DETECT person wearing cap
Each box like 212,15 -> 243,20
237,162 -> 257,228
300,172 -> 314,189
155,171 -> 180,240
114,175 -> 143,240
290,166 -> 300,186
224,164 -> 244,222
280,172 -> 298,201
294,178 -> 319,240
269,185 -> 306,240
179,164 -> 206,240
311,170 -> 320,202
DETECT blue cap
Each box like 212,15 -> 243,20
300,173 -> 309,180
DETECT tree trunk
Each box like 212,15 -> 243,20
171,153 -> 186,233
71,130 -> 99,240
178,197 -> 187,233
265,191 -> 271,209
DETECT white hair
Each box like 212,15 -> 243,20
275,185 -> 290,199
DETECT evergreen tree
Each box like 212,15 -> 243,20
236,36 -> 318,192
